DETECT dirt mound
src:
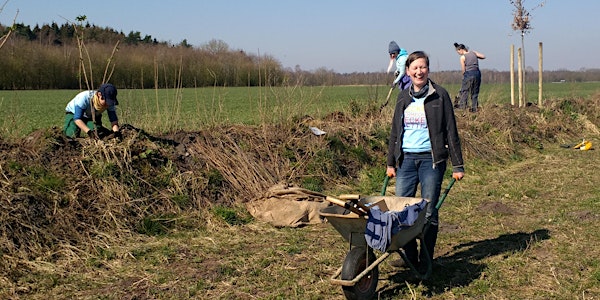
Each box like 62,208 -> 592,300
1,125 -> 192,269
0,118 -> 380,271
457,96 -> 600,162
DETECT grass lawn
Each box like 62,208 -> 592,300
1,82 -> 599,139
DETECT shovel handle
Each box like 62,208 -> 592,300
339,194 -> 371,213
325,196 -> 365,216
379,86 -> 395,111
350,198 -> 371,213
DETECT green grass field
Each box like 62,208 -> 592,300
1,82 -> 599,139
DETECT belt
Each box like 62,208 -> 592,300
404,151 -> 431,155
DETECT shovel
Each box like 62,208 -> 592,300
379,86 -> 395,112
324,195 -> 367,216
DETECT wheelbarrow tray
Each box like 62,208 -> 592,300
319,196 -> 429,252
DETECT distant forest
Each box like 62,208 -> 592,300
1,21 -> 599,90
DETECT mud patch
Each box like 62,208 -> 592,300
477,201 -> 518,216
440,223 -> 461,234
569,210 -> 598,222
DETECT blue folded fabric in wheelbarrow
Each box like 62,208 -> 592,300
364,199 -> 427,252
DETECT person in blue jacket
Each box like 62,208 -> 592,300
63,83 -> 121,139
387,41 -> 411,90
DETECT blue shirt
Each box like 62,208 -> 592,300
402,96 -> 430,153
65,90 -> 118,123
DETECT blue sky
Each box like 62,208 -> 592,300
2,0 -> 599,73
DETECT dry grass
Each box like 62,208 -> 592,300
1,94 -> 600,299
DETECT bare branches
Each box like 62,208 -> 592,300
510,0 -> 546,36
64,14 -> 121,90
0,0 -> 10,15
102,40 -> 120,84
75,26 -> 94,90
0,0 -> 18,50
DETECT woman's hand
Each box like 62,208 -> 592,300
386,166 -> 396,178
452,172 -> 464,180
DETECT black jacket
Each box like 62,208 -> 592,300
386,80 -> 465,173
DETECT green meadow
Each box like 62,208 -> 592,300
1,82 -> 599,139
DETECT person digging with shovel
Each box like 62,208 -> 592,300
387,41 -> 411,91
63,83 -> 122,140
380,41 -> 412,111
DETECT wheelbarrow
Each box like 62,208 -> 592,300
319,176 -> 455,300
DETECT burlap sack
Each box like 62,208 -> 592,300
246,184 -> 330,228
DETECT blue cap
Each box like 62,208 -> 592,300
388,41 -> 400,54
98,83 -> 118,106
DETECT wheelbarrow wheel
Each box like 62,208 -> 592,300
341,247 -> 379,300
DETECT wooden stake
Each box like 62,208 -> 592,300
518,48 -> 523,107
538,42 -> 543,107
510,44 -> 515,106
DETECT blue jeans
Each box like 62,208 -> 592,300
458,70 -> 481,112
395,152 -> 446,226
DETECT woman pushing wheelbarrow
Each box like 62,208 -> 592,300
320,51 -> 465,300
385,50 -> 464,270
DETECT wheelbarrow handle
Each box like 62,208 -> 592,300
436,177 -> 456,210
381,176 -> 391,196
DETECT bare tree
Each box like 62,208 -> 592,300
0,0 -> 17,50
510,0 -> 545,104
66,14 -> 120,90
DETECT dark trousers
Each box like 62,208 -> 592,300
458,70 -> 481,112
395,152 -> 446,263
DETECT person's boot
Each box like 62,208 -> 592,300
389,239 -> 419,268
420,225 -> 439,265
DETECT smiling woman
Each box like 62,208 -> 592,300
386,50 -> 464,269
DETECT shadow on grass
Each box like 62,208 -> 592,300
379,229 -> 550,297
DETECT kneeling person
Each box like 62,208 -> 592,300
63,83 -> 121,139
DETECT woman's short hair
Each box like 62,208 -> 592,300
406,51 -> 429,68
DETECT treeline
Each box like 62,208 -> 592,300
1,22 -> 599,90
8,21 -> 165,47
0,22 -> 286,89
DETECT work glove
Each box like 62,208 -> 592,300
87,129 -> 98,139
96,126 -> 112,137
112,130 -> 122,140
